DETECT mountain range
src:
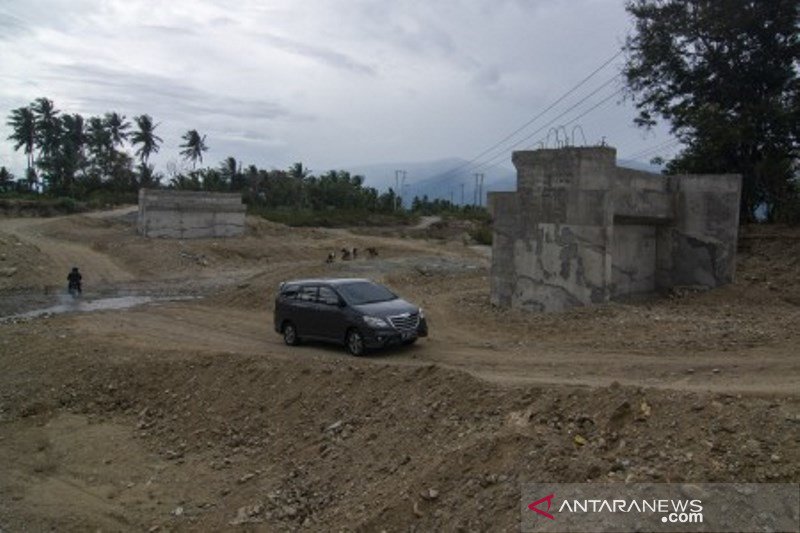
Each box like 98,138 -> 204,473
343,156 -> 661,206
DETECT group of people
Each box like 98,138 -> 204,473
325,247 -> 379,264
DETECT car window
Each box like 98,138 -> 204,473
281,284 -> 299,299
318,286 -> 340,306
337,281 -> 397,305
298,285 -> 318,302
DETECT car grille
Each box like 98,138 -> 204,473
388,312 -> 419,332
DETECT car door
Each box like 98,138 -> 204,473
315,285 -> 347,341
294,285 -> 319,337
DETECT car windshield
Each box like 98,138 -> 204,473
337,281 -> 397,305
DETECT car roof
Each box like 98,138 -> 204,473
281,278 -> 374,287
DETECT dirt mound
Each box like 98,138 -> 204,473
736,224 -> 800,304
0,230 -> 53,290
1,329 -> 797,531
2,210 -> 800,530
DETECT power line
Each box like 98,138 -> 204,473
468,83 -> 625,175
435,50 -> 624,182
404,83 -> 627,203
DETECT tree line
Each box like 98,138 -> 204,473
2,98 -> 412,216
3,97 -> 214,197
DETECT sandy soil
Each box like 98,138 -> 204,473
0,209 -> 798,531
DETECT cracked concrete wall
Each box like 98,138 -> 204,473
488,146 -> 741,312
137,189 -> 246,239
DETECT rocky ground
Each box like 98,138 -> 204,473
0,209 -> 798,531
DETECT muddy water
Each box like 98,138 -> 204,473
2,295 -> 196,321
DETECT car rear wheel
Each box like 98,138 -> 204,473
283,322 -> 300,346
346,329 -> 366,356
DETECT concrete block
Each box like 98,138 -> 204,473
137,188 -> 246,239
488,146 -> 741,312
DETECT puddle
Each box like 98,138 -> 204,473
2,295 -> 196,321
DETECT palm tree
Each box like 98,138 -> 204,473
31,98 -> 61,189
104,112 -> 130,149
0,166 -> 14,192
180,129 -> 208,169
6,106 -> 36,181
31,97 -> 60,159
219,156 -> 244,190
131,114 -> 162,165
288,162 -> 310,180
58,113 -> 87,194
86,116 -> 113,178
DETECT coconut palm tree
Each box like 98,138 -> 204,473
104,112 -> 130,149
219,156 -> 245,190
31,97 -> 60,159
31,98 -> 61,189
288,162 -> 310,180
131,114 -> 163,165
6,106 -> 36,182
180,129 -> 208,169
58,113 -> 87,194
86,116 -> 113,178
0,166 -> 14,192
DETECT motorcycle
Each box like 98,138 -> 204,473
68,280 -> 82,298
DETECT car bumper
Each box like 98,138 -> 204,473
363,318 -> 428,349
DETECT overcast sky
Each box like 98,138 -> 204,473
0,0 -> 676,183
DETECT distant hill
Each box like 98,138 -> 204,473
342,156 -> 663,206
343,157 -> 515,206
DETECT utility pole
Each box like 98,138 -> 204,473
461,183 -> 465,206
478,173 -> 484,207
449,190 -> 454,205
394,170 -> 406,211
400,170 -> 407,211
474,173 -> 480,206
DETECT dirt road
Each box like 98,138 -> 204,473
1,209 -> 798,530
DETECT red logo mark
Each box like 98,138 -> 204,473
528,493 -> 556,520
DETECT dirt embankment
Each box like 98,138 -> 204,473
1,211 -> 799,530
1,323 -> 798,531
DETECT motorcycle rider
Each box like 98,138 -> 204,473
67,267 -> 82,295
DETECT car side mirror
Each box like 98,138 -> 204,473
338,299 -> 347,308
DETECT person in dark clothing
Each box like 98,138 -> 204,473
67,267 -> 82,295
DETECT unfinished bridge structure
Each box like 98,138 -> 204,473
487,146 -> 742,312
137,188 -> 246,239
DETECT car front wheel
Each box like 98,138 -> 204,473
283,322 -> 300,346
346,329 -> 366,356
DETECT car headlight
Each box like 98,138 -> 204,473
363,315 -> 389,328
418,307 -> 425,319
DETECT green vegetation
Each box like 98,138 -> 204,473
4,97 -> 163,200
623,0 -> 800,223
2,98 -> 417,225
249,207 -> 416,228
407,195 -> 492,244
410,195 -> 490,221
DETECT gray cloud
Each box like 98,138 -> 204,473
137,23 -> 199,37
0,11 -> 31,40
0,0 -> 678,177
48,63 -> 297,122
471,65 -> 503,91
257,32 -> 377,76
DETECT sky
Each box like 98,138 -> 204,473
0,0 -> 677,186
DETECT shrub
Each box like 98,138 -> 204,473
468,223 -> 493,245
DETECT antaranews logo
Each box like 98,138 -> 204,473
522,483 -> 800,533
527,494 -> 555,520
526,492 -> 704,524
